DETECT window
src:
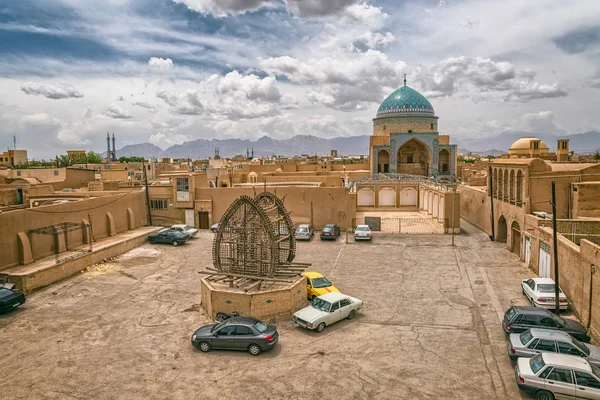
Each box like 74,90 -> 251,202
16,170 -> 21,176
234,326 -> 254,335
547,368 -> 573,384
529,354 -> 546,374
340,299 -> 351,307
407,154 -> 414,163
539,317 -> 558,328
558,342 -> 583,357
331,302 -> 340,312
176,177 -> 189,192
54,170 -> 59,176
575,372 -> 600,389
253,321 -> 268,333
527,339 -> 540,349
534,340 -> 556,352
150,199 -> 168,210
520,314 -> 539,325
431,123 -> 434,130
539,367 -> 552,379
520,330 -> 533,346
217,326 -> 236,336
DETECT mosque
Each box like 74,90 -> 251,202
369,77 -> 457,177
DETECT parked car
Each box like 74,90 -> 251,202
148,230 -> 190,246
515,352 -> 600,399
320,224 -> 340,240
295,224 -> 314,241
293,292 -> 363,333
508,328 -> 600,366
303,271 -> 340,300
191,317 -> 278,356
503,306 -> 590,343
0,287 -> 26,313
167,224 -> 199,238
354,224 -> 372,241
210,222 -> 219,233
522,277 -> 568,310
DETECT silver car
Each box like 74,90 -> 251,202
168,224 -> 199,237
294,224 -> 314,241
508,328 -> 600,366
516,353 -> 600,399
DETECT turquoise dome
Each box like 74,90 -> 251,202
376,85 -> 435,117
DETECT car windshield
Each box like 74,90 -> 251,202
529,354 -> 546,374
311,277 -> 332,289
210,321 -> 226,332
356,226 -> 369,231
298,227 -> 308,232
537,284 -> 562,293
184,225 -> 193,230
0,288 -> 14,298
592,364 -> 600,379
519,330 -> 533,345
505,307 -> 516,322
253,321 -> 268,333
311,297 -> 331,312
322,227 -> 332,232
577,340 -> 592,356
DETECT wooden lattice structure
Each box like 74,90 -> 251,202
205,193 -> 309,287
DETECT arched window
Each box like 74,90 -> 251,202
516,170 -> 523,206
503,170 -> 508,201
509,170 -> 515,203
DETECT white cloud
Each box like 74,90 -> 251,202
148,57 -> 174,72
355,31 -> 395,50
21,82 -> 83,99
171,0 -> 272,17
21,113 -> 62,127
104,103 -> 133,119
149,131 -> 191,148
416,56 -> 567,102
341,2 -> 386,25
132,101 -> 157,110
521,111 -> 566,134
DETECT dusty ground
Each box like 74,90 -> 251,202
0,221 -> 557,399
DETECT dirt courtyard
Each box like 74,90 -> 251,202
1,221 -> 546,399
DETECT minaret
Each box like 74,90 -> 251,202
106,132 -> 111,161
111,133 -> 116,161
404,73 -> 407,86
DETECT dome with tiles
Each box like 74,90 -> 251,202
376,85 -> 435,117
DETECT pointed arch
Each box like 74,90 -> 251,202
397,138 -> 432,176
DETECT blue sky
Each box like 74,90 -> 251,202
1,0 -> 599,158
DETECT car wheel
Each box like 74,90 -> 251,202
315,322 -> 326,333
198,342 -> 211,352
172,241 -> 178,246
535,390 -> 554,400
149,239 -> 155,244
248,344 -> 262,356
348,310 -> 356,320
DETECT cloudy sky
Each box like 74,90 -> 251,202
1,0 -> 599,158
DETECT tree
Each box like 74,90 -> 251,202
118,156 -> 143,163
57,154 -> 74,167
594,151 -> 600,161
86,151 -> 103,164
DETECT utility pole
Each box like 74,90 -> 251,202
142,157 -> 153,226
551,181 -> 560,313
488,166 -> 495,241
13,135 -> 16,150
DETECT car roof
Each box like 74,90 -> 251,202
222,317 -> 259,326
297,224 -> 311,227
356,224 -> 370,228
530,278 -> 555,285
324,224 -> 336,227
171,224 -> 186,228
542,353 -> 592,371
318,292 -> 347,302
529,328 -> 572,341
303,271 -> 324,279
512,306 -> 552,315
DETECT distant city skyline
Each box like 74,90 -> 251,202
1,0 -> 599,159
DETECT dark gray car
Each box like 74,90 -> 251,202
502,306 -> 590,343
148,230 -> 190,246
191,317 -> 278,356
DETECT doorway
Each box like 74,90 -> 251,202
198,211 -> 210,229
524,236 -> 531,265
497,216 -> 507,243
539,241 -> 551,278
185,209 -> 195,227
511,221 -> 521,258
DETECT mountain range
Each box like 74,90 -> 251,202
117,131 -> 600,159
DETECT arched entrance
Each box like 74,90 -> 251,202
438,149 -> 450,174
378,150 -> 390,174
397,138 -> 431,176
497,216 -> 507,243
357,188 -> 375,207
379,188 -> 396,207
400,188 -> 417,207
511,221 -> 521,257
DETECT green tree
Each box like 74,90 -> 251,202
57,154 -> 74,167
594,151 -> 600,161
119,156 -> 143,163
86,151 -> 103,164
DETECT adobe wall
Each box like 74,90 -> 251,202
195,187 -> 354,230
572,183 -> 600,218
54,168 -> 96,190
201,277 -> 307,322
0,191 -> 147,270
459,186 -> 491,234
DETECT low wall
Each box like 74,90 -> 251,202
459,185 -> 491,234
201,276 -> 307,322
4,227 -> 160,293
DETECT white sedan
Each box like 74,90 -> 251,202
354,225 -> 372,241
292,292 -> 363,333
522,277 -> 568,310
168,224 -> 199,237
